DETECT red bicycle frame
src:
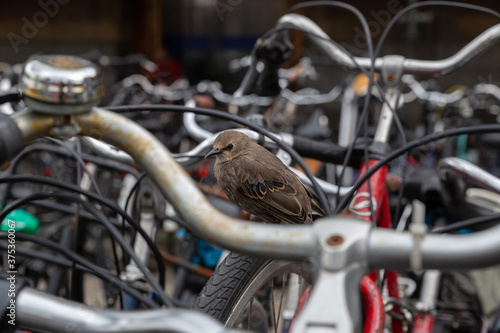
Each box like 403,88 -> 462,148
345,86 -> 407,333
352,160 -> 403,333
351,83 -> 435,332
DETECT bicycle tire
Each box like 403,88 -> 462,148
193,251 -> 313,329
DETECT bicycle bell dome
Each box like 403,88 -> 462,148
20,54 -> 104,114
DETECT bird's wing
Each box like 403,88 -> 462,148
233,156 -> 312,224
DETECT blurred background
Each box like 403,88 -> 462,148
2,0 -> 499,165
1,0 -> 499,91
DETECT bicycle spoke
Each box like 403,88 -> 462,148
297,276 -> 303,314
248,297 -> 253,329
276,273 -> 287,329
269,278 -> 278,333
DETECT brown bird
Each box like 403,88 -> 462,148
205,131 -> 325,225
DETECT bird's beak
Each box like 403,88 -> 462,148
205,148 -> 221,158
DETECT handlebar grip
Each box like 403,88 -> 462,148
0,89 -> 22,104
0,114 -> 25,165
291,135 -> 351,166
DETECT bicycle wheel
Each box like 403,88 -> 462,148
193,251 -> 313,332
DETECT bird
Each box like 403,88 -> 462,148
205,130 -> 325,225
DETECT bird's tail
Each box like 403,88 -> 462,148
311,200 -> 326,217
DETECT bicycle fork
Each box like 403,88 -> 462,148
413,270 -> 441,332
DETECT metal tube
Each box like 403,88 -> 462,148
438,157 -> 500,194
183,112 -> 213,141
11,109 -> 55,143
277,14 -> 500,76
418,270 -> 441,310
277,14 -> 371,70
337,86 -> 357,185
401,22 -> 500,75
81,136 -> 135,164
373,86 -> 400,143
17,288 -> 231,333
183,99 -> 214,142
74,107 -> 315,260
233,55 -> 259,97
368,224 -> 500,270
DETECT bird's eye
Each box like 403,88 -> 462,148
227,144 -> 233,149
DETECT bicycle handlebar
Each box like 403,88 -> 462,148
438,157 -> 500,194
17,287 -> 233,333
278,13 -> 500,76
10,107 -> 500,269
8,107 -> 500,333
369,222 -> 500,270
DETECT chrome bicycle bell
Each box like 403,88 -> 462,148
20,55 -> 104,114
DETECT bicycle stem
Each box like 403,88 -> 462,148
373,86 -> 401,143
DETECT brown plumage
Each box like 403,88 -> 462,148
205,131 -> 325,225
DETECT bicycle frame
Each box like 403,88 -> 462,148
352,162 -> 402,333
344,83 -> 404,333
349,82 -> 439,332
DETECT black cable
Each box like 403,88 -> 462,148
0,174 -> 166,291
123,172 -> 147,233
105,104 -> 332,216
46,137 -> 104,198
0,191 -> 177,308
374,1 -> 500,63
0,242 -> 92,273
173,154 -> 207,159
287,1 -> 374,59
12,199 -> 130,230
335,124 -> 500,213
7,141 -> 140,178
122,171 -> 147,267
431,212 -> 500,234
0,231 -> 158,308
385,298 -> 414,330
373,81 -> 407,146
72,137 -> 85,303
392,169 -> 407,229
362,100 -> 376,225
